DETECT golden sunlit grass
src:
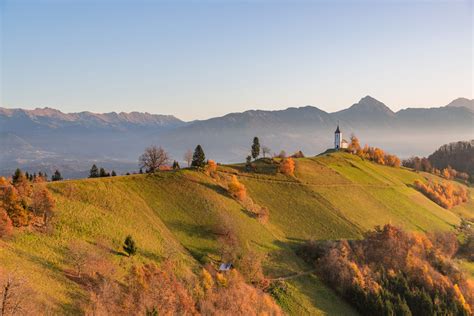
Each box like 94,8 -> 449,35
0,151 -> 472,314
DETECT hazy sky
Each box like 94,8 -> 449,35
1,0 -> 472,120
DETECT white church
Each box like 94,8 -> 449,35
334,123 -> 349,149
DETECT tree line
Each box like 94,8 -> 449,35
88,165 -> 117,178
403,157 -> 471,183
346,135 -> 401,167
428,140 -> 474,182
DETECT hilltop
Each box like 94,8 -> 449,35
1,152 -> 473,314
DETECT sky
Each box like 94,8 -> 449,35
1,0 -> 472,120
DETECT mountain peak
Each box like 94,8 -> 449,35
446,98 -> 474,111
348,96 -> 394,115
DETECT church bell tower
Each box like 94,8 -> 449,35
334,123 -> 342,149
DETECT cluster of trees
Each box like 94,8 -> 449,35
428,140 -> 474,182
19,170 -> 50,182
89,165 -> 117,178
403,157 -> 471,183
414,179 -> 468,209
299,224 -> 473,315
0,169 -> 55,237
347,135 -> 401,167
137,144 -> 207,174
83,260 -> 281,315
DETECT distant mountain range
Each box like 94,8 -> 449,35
1,96 -> 473,178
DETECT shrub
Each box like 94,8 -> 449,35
227,176 -> 246,201
206,160 -> 217,174
279,158 -> 295,175
257,207 -> 270,224
123,235 -> 137,256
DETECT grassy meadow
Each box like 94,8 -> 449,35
0,152 -> 472,314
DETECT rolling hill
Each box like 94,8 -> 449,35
0,152 -> 472,314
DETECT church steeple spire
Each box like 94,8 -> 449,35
334,121 -> 342,149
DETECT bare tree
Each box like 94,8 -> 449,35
139,146 -> 170,173
262,146 -> 271,158
184,149 -> 193,167
0,272 -> 34,316
67,241 -> 90,277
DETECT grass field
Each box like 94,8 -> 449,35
0,151 -> 472,314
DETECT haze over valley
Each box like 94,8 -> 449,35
1,96 -> 473,178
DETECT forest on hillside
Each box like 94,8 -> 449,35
428,141 -> 474,179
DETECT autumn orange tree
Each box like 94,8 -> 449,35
227,175 -> 246,201
279,157 -> 295,175
0,170 -> 56,231
348,134 -> 361,153
0,208 -> 13,238
206,159 -> 218,177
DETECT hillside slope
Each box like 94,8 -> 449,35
0,152 -> 472,314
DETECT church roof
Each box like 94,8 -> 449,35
335,125 -> 341,133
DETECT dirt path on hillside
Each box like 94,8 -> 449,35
268,268 -> 318,281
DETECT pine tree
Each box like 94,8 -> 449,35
123,235 -> 137,256
191,145 -> 206,168
51,170 -> 63,181
12,168 -> 22,184
172,160 -> 180,170
89,164 -> 99,178
111,170 -> 117,176
99,168 -> 107,177
251,137 -> 260,160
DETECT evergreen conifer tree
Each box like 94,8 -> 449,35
191,145 -> 206,168
172,160 -> 180,169
111,170 -> 117,176
51,170 -> 63,181
89,164 -> 99,178
251,137 -> 260,160
99,168 -> 107,177
12,168 -> 22,184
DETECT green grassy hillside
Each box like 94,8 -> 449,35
1,152 -> 472,314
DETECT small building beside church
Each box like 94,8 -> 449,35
334,124 -> 349,149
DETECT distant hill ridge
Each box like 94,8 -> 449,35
2,95 -> 472,123
1,96 -> 473,177
0,107 -> 184,128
